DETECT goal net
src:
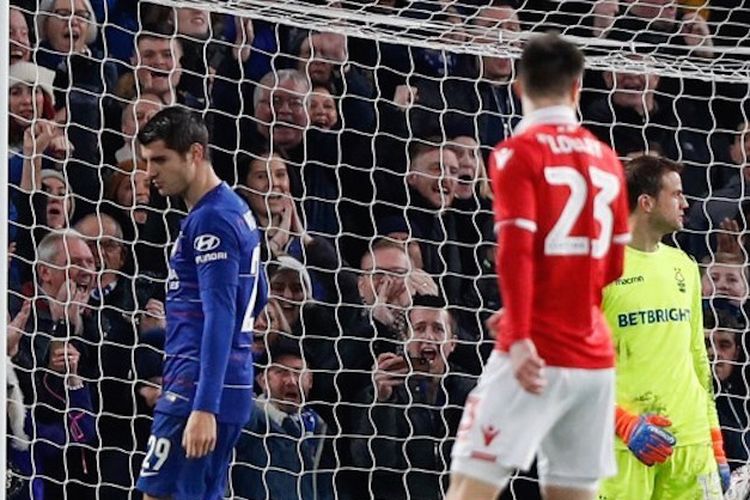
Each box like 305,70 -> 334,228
5,0 -> 750,498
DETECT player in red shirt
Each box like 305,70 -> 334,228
447,33 -> 630,500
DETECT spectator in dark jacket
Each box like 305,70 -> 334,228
704,307 -> 750,471
583,50 -> 711,198
233,342 -> 334,500
350,295 -> 475,500
377,139 -> 463,309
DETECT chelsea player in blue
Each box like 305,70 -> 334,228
135,107 -> 267,500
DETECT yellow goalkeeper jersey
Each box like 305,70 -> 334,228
602,243 -> 718,449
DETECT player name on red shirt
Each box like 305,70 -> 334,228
490,107 -> 630,370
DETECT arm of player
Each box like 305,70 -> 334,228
688,262 -> 730,489
604,152 -> 630,286
186,216 -> 242,458
490,144 -> 545,394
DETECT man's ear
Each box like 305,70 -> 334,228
512,79 -> 523,99
38,263 -> 51,284
602,71 -> 614,90
731,137 -> 744,166
256,370 -> 267,393
638,193 -> 655,213
189,143 -> 205,164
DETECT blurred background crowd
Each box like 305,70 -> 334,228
5,0 -> 750,498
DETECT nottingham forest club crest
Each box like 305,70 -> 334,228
674,267 -> 686,293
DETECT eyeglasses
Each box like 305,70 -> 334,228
259,95 -> 305,111
52,8 -> 92,20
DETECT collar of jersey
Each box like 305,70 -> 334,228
192,181 -> 227,211
514,105 -> 578,135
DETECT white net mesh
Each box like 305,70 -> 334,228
5,0 -> 750,498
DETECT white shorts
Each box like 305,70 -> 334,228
451,351 -> 616,489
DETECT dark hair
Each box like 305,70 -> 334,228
624,155 -> 683,212
408,136 -> 444,163
704,304 -> 745,331
267,338 -> 304,364
518,32 -> 584,100
138,106 -> 209,156
136,23 -> 177,43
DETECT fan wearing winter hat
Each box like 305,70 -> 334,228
36,0 -> 97,69
8,61 -> 56,152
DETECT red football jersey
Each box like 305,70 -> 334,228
490,107 -> 630,369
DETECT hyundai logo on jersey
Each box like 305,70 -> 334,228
194,234 -> 221,252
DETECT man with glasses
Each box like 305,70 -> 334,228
75,212 -> 168,500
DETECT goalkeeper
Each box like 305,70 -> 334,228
598,155 -> 728,499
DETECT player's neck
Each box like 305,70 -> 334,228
628,216 -> 662,252
521,95 -> 576,115
183,163 -> 222,209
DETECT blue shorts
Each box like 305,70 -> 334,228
136,413 -> 243,500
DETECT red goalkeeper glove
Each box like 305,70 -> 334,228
711,427 -> 731,492
615,407 -> 676,466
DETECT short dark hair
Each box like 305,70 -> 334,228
704,304 -> 745,331
408,136 -> 444,165
136,24 -> 178,45
625,155 -> 683,212
267,339 -> 304,365
518,32 -> 584,100
138,106 -> 209,156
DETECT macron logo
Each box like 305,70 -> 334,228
492,148 -> 513,171
194,234 -> 221,252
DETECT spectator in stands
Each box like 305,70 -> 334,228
350,295 -> 475,500
472,2 -> 523,153
175,6 -> 229,111
103,92 -> 164,175
237,151 -> 296,259
233,342 -> 334,500
701,252 -> 748,307
583,50 -> 711,197
445,127 -> 499,373
11,230 -> 99,499
378,139 -> 463,310
103,151 -> 181,278
296,32 -> 375,133
705,308 -> 750,470
12,166 -> 76,285
254,69 -> 310,154
252,299 -> 291,360
8,333 -> 96,500
210,15 -> 278,182
75,213 -> 166,500
38,0 -> 118,217
685,121 -> 750,260
10,6 -> 31,65
608,0 -> 714,57
36,0 -> 98,69
120,28 -> 202,108
252,73 -> 344,238
357,238 -> 439,353
120,94 -> 163,140
8,62 -> 57,154
8,63 -> 63,282
309,86 -> 339,130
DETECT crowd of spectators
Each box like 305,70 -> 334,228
5,0 -> 750,499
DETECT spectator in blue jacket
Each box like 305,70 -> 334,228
233,342 -> 334,500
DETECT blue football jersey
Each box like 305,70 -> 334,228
155,182 -> 267,424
